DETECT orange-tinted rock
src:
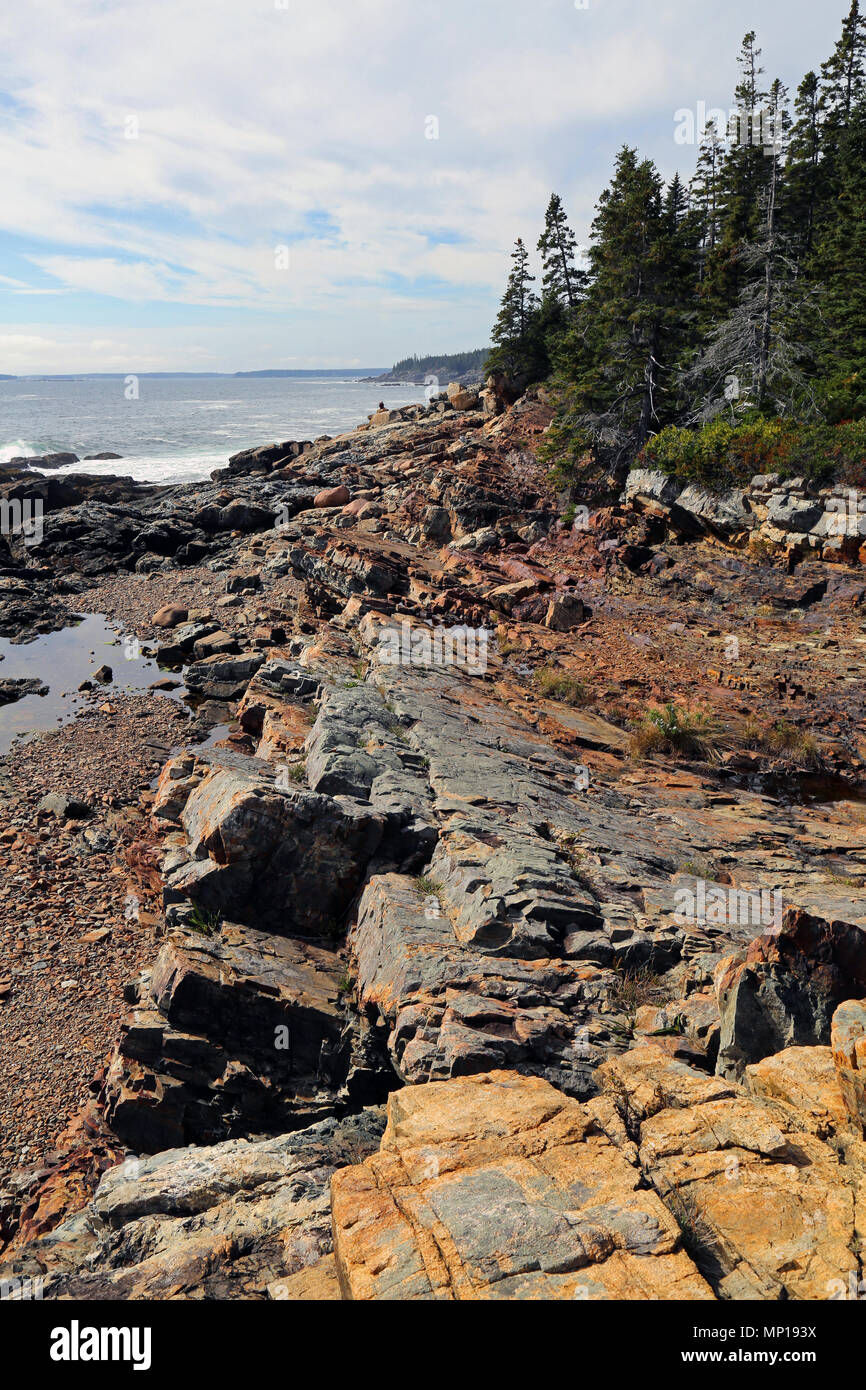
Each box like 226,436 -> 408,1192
598,1044 -> 863,1301
831,998 -> 866,1134
331,1071 -> 714,1301
153,604 -> 188,628
314,485 -> 350,508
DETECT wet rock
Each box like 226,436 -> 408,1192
8,452 -> 79,470
183,652 -> 265,700
0,677 -> 48,704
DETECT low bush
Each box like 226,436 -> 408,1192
641,416 -> 866,491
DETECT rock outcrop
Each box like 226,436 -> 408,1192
3,390 -> 866,1302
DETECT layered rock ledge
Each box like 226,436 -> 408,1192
2,392 -> 866,1300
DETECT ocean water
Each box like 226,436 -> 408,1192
0,374 -> 423,485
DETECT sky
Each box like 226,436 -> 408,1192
0,0 -> 851,374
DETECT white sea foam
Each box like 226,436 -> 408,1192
0,440 -> 47,461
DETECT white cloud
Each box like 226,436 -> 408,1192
0,0 -> 851,368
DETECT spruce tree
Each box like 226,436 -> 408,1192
684,82 -> 818,421
537,193 -> 584,310
820,0 -> 866,130
690,125 -> 725,277
783,72 -> 823,263
815,98 -> 866,417
545,150 -> 698,483
486,238 -> 544,384
703,32 -> 772,314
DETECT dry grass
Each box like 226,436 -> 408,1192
533,666 -> 588,706
609,964 -> 673,1016
742,717 -> 823,768
629,702 -> 720,760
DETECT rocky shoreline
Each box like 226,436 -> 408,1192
1,388 -> 865,1301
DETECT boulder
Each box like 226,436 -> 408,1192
153,604 -> 189,629
831,998 -> 866,1134
314,485 -> 350,509
37,792 -> 90,820
331,1071 -> 713,1301
544,591 -> 586,631
715,906 -> 866,1079
9,452 -> 78,470
765,494 -> 825,533
183,652 -> 265,700
225,573 -> 261,593
624,469 -> 682,508
448,389 -> 480,411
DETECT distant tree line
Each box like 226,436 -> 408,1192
388,349 -> 490,378
487,4 -> 866,489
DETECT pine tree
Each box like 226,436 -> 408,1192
486,238 -> 544,384
815,98 -> 866,417
537,193 -> 584,310
690,125 -> 725,276
703,32 -> 772,314
544,150 -> 699,483
783,72 -> 823,264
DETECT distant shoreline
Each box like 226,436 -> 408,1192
0,369 -> 389,381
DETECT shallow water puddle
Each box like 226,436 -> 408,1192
0,613 -> 184,755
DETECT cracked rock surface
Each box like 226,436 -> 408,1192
3,394 -> 866,1299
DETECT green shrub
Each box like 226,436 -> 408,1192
642,416 -> 866,490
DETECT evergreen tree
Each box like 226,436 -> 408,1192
545,150 -> 698,483
690,125 -> 725,277
486,238 -> 545,384
537,193 -> 584,310
703,32 -> 772,314
815,98 -> 866,417
783,72 -> 823,263
820,0 -> 866,130
685,82 -> 819,421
